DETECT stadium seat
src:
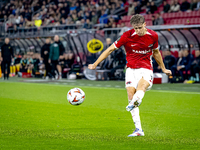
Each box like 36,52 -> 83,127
145,14 -> 152,21
171,51 -> 178,58
161,13 -> 168,19
146,21 -> 152,26
192,50 -> 196,58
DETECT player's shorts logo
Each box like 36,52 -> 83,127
126,81 -> 132,85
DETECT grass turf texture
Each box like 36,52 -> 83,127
0,81 -> 200,150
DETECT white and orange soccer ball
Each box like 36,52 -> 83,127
67,88 -> 85,105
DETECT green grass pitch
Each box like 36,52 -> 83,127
0,81 -> 200,150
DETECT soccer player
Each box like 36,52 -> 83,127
88,14 -> 172,137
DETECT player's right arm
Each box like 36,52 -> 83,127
88,44 -> 117,70
89,32 -> 127,70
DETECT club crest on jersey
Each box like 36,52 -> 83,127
148,44 -> 153,47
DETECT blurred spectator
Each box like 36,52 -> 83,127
152,15 -> 156,25
61,10 -> 67,19
20,54 -> 28,73
70,3 -> 77,11
77,11 -> 83,21
41,38 -> 51,79
150,1 -> 157,14
98,0 -> 105,6
141,0 -> 148,8
146,2 -> 151,14
83,52 -> 96,67
91,11 -> 98,24
172,49 -> 193,82
109,48 -> 126,80
169,0 -> 180,13
64,51 -> 75,69
99,10 -> 108,24
32,53 -> 41,76
123,0 -> 130,12
49,35 -> 61,79
180,0 -> 190,12
14,14 -> 20,25
1,38 -> 14,80
99,38 -> 112,69
60,17 -> 66,25
196,0 -> 200,10
103,5 -> 109,15
13,54 -> 21,75
83,19 -> 93,29
171,50 -> 183,75
84,12 -> 91,21
135,1 -> 141,14
110,3 -> 116,15
0,11 -> 4,20
27,52 -> 34,74
12,24 -> 18,35
163,50 -> 176,70
64,3 -> 70,15
34,13 -> 42,27
127,2 -> 135,16
153,57 -> 162,73
71,13 -> 78,23
119,22 -> 130,36
190,0 -> 197,10
154,13 -> 164,25
190,50 -> 200,82
24,9 -> 31,21
163,0 -> 171,13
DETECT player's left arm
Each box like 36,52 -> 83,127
153,49 -> 172,76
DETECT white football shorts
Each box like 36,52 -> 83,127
125,68 -> 153,91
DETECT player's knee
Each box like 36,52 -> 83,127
127,92 -> 134,101
137,83 -> 149,91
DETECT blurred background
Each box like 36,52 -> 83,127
0,0 -> 199,84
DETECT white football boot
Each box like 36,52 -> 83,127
128,128 -> 144,137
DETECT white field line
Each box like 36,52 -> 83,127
1,81 -> 200,95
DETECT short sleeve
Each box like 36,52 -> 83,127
152,32 -> 158,50
113,33 -> 127,49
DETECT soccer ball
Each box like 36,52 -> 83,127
67,88 -> 85,105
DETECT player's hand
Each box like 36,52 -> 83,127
163,69 -> 172,76
88,64 -> 96,70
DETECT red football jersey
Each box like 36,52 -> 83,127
113,28 -> 158,70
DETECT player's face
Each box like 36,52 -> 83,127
133,23 -> 146,36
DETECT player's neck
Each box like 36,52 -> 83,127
142,28 -> 147,36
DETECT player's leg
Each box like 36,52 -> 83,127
127,68 -> 153,110
127,69 -> 153,137
125,68 -> 143,136
127,79 -> 150,137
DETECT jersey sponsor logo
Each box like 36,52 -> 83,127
131,44 -> 138,47
132,49 -> 151,54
